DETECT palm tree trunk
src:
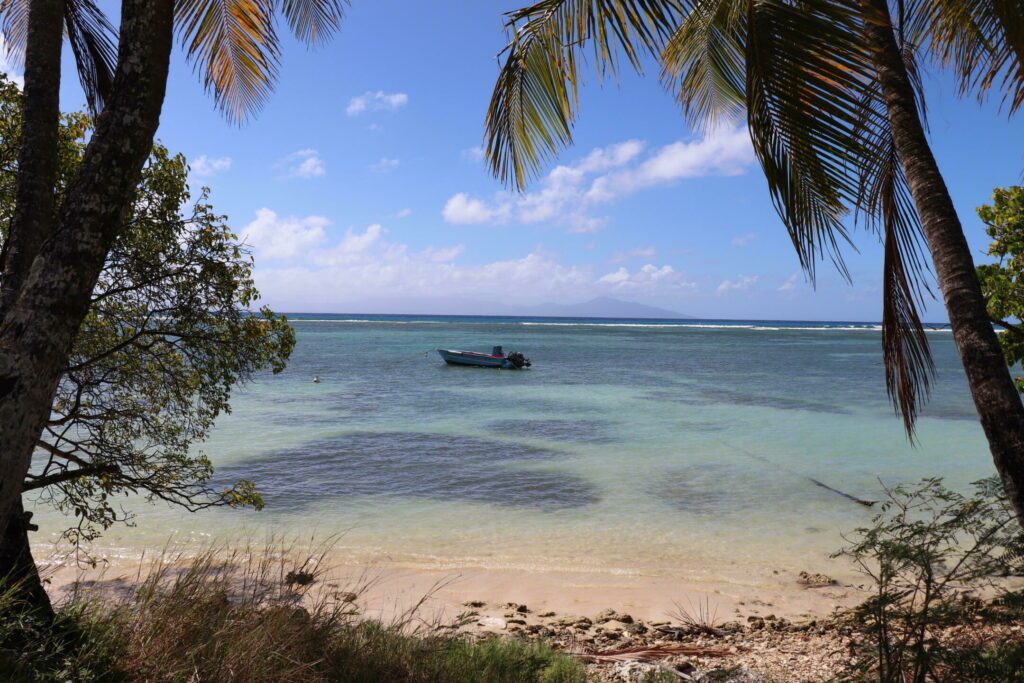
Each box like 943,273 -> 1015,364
0,0 -> 64,315
0,0 -> 174,550
859,0 -> 1024,524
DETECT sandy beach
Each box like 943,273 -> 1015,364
42,549 -> 862,625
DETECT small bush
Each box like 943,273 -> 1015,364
836,477 -> 1024,683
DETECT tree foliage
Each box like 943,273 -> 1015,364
0,75 -> 295,548
977,186 -> 1024,394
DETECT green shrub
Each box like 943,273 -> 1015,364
836,477 -> 1024,683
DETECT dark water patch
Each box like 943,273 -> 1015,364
216,432 -> 598,511
651,462 -> 839,515
485,419 -> 616,444
640,386 -> 846,414
640,389 -> 714,406
918,403 -> 979,422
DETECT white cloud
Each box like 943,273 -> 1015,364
443,129 -> 753,233
778,272 -> 802,292
423,245 -> 465,262
730,232 -> 756,247
598,264 -> 693,293
575,140 -> 645,173
442,192 -> 511,224
610,246 -> 657,263
586,127 -> 753,203
191,154 -> 233,177
0,36 -> 23,88
240,208 -> 329,261
396,208 -> 413,219
244,211 -> 694,310
717,275 -> 759,294
312,224 -> 384,266
461,146 -> 485,162
279,149 -> 326,179
370,157 -> 400,172
346,90 -> 408,116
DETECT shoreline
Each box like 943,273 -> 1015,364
42,550 -> 863,625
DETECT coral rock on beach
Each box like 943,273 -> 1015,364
797,571 -> 837,588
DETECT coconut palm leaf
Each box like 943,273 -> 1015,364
175,0 -> 281,123
486,0 -> 947,434
63,0 -> 117,114
0,0 -> 27,63
923,0 -> 1024,113
0,0 -> 117,113
853,83 -> 934,434
741,0 -> 885,279
486,0 -> 684,189
277,0 -> 347,45
660,0 -> 745,126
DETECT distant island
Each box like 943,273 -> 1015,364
520,296 -> 691,319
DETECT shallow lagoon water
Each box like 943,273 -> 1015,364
33,315 -> 992,582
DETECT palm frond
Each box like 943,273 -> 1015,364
660,0 -> 745,126
176,0 -> 281,123
64,0 -> 117,114
486,0 -> 684,189
850,76 -> 934,435
0,0 -> 27,64
923,0 -> 1024,113
277,0 -> 347,45
742,0 -> 880,279
0,0 -> 116,113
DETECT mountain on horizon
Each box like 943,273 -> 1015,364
523,296 -> 691,319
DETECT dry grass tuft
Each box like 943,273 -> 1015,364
1,539 -> 586,683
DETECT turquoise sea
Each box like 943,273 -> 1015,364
34,314 -> 992,584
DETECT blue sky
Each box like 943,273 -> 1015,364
6,1 -> 1024,320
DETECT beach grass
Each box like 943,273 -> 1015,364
0,543 -> 586,682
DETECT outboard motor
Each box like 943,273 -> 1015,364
506,351 -> 531,369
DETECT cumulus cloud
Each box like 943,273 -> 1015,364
311,224 -> 384,266
346,90 -> 408,116
443,129 -> 753,233
240,208 -> 329,261
585,127 -> 753,202
278,149 -> 326,179
442,192 -> 510,224
190,154 -> 233,177
242,210 -> 695,311
396,208 -> 413,219
717,275 -> 759,294
730,232 -> 756,247
461,146 -> 485,162
370,157 -> 400,172
598,264 -> 693,293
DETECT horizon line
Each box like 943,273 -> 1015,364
270,311 -> 952,327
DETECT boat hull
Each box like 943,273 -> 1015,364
437,349 -> 511,368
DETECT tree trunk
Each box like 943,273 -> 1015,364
860,0 -> 1024,524
0,498 -> 51,619
0,0 -> 64,315
0,0 -> 174,545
